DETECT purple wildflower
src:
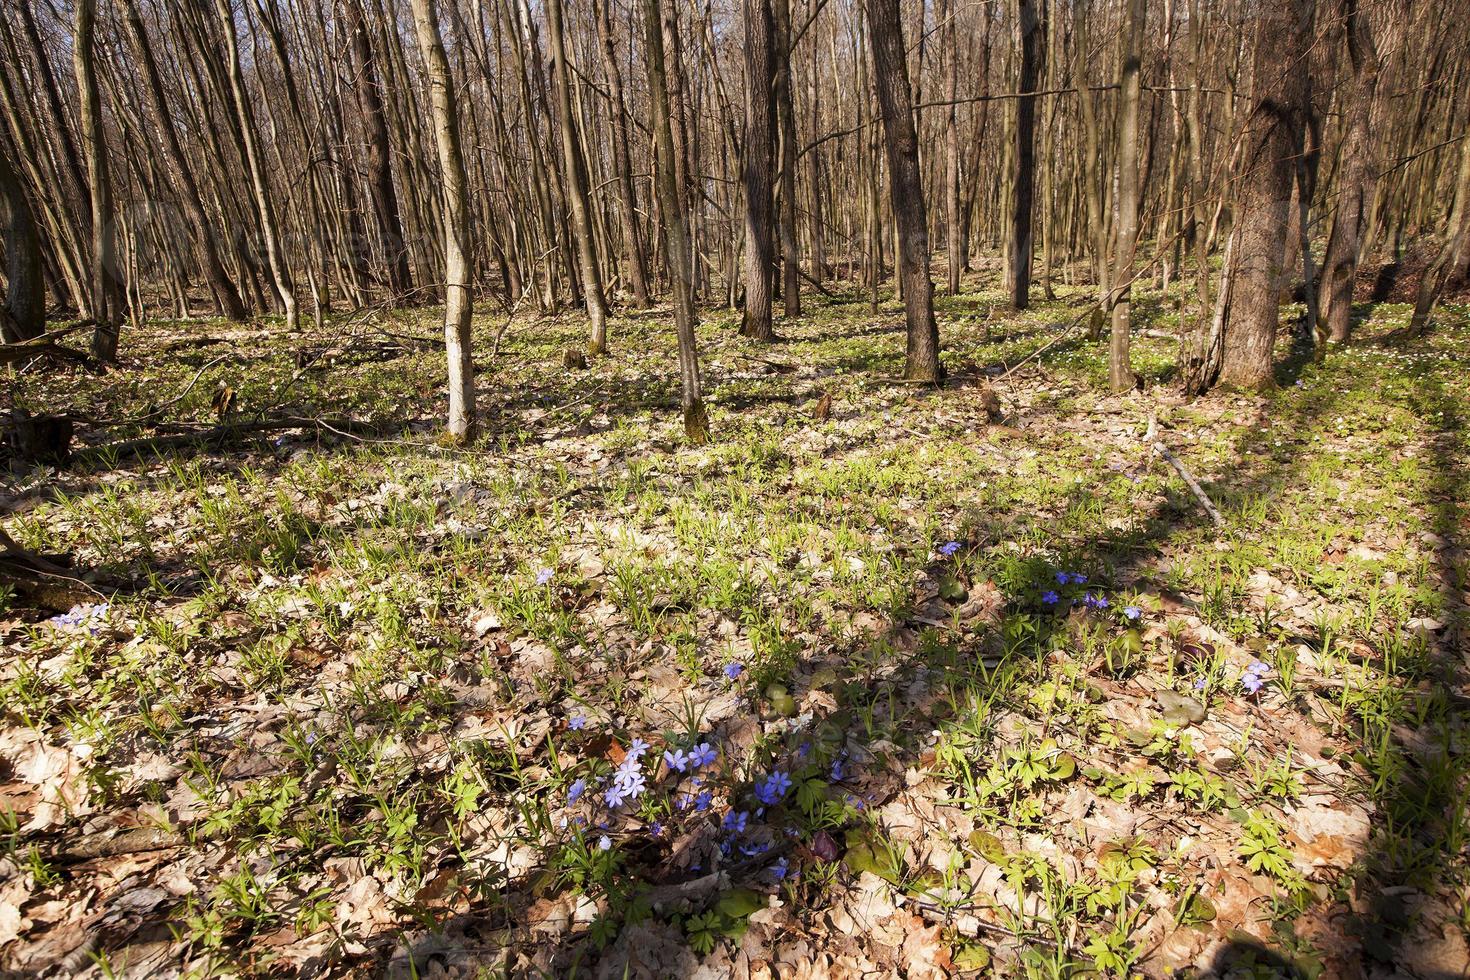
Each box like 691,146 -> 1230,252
1123,606 -> 1142,620
938,541 -> 962,557
723,662 -> 744,681
1041,590 -> 1060,605
569,714 -> 587,731
755,771 -> 792,806
567,778 -> 587,804
535,567 -> 555,586
689,743 -> 717,768
663,749 -> 690,773
722,810 -> 748,834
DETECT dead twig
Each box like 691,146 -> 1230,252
1145,416 -> 1225,528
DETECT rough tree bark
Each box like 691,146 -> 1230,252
411,0 -> 477,442
740,0 -> 777,341
0,148 -> 44,342
865,0 -> 943,383
1212,0 -> 1313,391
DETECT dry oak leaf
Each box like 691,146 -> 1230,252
15,741 -> 91,830
898,911 -> 953,979
1286,797 -> 1371,871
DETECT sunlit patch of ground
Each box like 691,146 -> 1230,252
2,276 -> 1468,978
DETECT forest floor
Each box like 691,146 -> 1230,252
2,274 -> 1469,979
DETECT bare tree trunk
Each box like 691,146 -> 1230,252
124,3 -> 248,321
1317,0 -> 1401,344
0,148 -> 44,342
345,0 -> 413,299
596,0 -> 651,309
546,0 -> 610,355
411,0 -> 477,443
1109,0 -> 1144,392
774,0 -> 801,318
740,0 -> 777,340
661,0 -> 697,294
943,0 -> 962,296
1074,1 -> 1109,310
214,0 -> 299,331
1006,0 -> 1045,309
644,0 -> 708,442
1214,0 -> 1313,390
14,4 -> 91,237
1409,126 -> 1470,334
1178,0 -> 1214,388
73,0 -> 124,360
865,0 -> 942,383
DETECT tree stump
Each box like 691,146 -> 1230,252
4,410 -> 73,466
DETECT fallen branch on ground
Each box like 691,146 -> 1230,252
0,543 -> 103,613
1146,416 -> 1225,528
74,416 -> 409,466
0,325 -> 99,369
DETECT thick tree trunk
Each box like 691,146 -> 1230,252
644,0 -> 708,442
0,148 -> 44,342
1214,0 -> 1313,391
865,0 -> 942,383
1109,0 -> 1144,392
596,0 -> 652,309
546,0 -> 610,355
1006,0 -> 1045,310
740,0 -> 777,341
345,0 -> 413,299
411,0 -> 477,443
